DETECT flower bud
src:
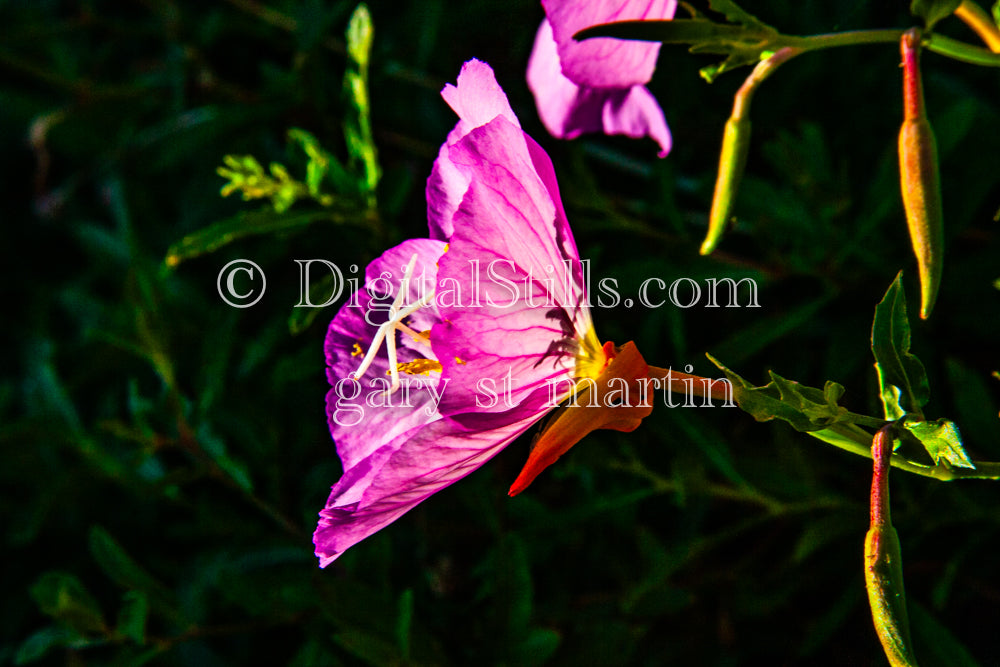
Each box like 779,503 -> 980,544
899,28 -> 944,319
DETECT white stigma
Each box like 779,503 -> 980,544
351,253 -> 435,393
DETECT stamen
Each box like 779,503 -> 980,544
350,253 -> 437,395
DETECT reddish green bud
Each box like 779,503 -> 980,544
898,28 -> 944,320
864,426 -> 919,667
701,115 -> 751,256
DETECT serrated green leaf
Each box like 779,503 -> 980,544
576,19 -> 790,82
911,0 -> 962,30
871,272 -> 929,419
116,591 -> 148,645
29,572 -> 107,634
707,354 -> 853,432
903,418 -> 975,468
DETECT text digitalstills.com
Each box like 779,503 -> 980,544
217,258 -> 762,313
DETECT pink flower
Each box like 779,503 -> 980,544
313,60 -> 653,566
527,0 -> 677,156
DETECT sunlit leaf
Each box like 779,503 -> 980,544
903,418 -> 975,468
871,272 -> 929,419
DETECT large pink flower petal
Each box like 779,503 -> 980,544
427,59 -> 520,241
528,19 -> 671,156
324,238 -> 445,470
542,0 -> 676,88
431,117 -> 591,421
314,411 -> 540,567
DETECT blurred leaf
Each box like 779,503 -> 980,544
14,626 -> 83,665
116,590 -> 148,645
909,599 -> 982,667
911,0 -> 962,29
88,526 -> 181,621
395,589 -> 413,662
872,272 -> 929,419
165,209 -> 350,267
29,571 -> 106,634
945,358 -> 1000,456
514,628 -> 561,667
343,3 -> 380,195
333,628 -> 402,666
903,418 -> 974,468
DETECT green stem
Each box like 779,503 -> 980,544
924,32 -> 1000,65
786,29 -> 906,52
809,424 -> 1000,481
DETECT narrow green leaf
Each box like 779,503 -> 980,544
344,3 -> 380,194
164,209 -> 350,267
871,272 -> 929,418
116,591 -> 148,645
909,599 -> 983,667
29,572 -> 106,634
88,526 -> 180,621
911,0 -> 962,30
333,628 -> 401,666
903,418 -> 975,468
395,589 -> 413,662
575,18 -> 789,82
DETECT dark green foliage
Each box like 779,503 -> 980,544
2,1 -> 999,666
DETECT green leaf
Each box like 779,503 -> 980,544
344,3 -> 380,194
707,0 -> 775,30
88,526 -> 181,622
346,3 -> 374,68
395,589 -> 413,662
903,418 -> 975,468
116,591 -> 148,645
871,272 -> 929,419
707,355 -> 855,432
911,0 -> 962,30
164,209 -> 349,267
576,17 -> 789,82
514,628 -> 562,667
14,626 -> 82,665
29,572 -> 107,634
909,599 -> 983,667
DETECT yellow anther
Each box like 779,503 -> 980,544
392,358 -> 443,376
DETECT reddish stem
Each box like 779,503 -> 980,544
901,29 -> 924,123
870,425 -> 895,529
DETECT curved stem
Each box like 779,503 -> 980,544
955,0 -> 1000,52
924,31 -> 1000,65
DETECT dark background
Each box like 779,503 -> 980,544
2,1 -> 999,665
